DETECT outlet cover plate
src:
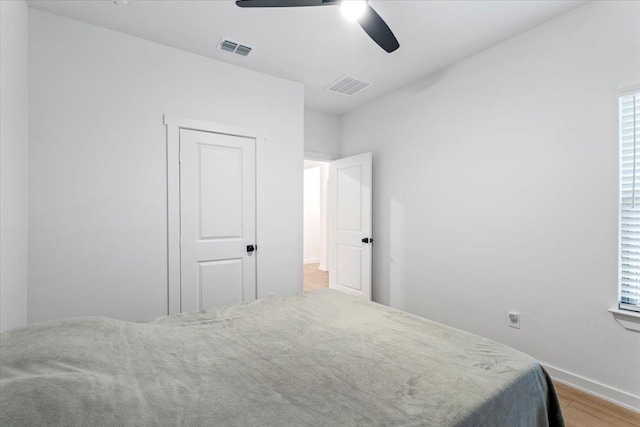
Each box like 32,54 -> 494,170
509,311 -> 520,329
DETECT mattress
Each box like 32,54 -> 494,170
0,289 -> 563,426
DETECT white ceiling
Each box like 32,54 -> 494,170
28,0 -> 585,115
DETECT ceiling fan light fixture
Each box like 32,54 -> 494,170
339,0 -> 367,21
235,0 -> 398,53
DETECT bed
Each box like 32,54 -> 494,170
0,289 -> 563,426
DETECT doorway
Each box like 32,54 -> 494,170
303,152 -> 373,298
303,159 -> 329,291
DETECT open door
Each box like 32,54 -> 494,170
328,152 -> 372,300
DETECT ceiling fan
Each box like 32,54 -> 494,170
235,0 -> 400,53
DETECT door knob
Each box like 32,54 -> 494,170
247,245 -> 256,252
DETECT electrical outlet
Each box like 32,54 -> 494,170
508,311 -> 520,329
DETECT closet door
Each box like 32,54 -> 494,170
179,129 -> 256,312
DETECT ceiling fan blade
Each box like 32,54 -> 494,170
357,4 -> 399,53
236,0 -> 337,7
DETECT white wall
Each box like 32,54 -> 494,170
304,108 -> 340,159
340,1 -> 640,408
0,0 -> 29,332
28,10 -> 303,324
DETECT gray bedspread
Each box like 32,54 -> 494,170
0,289 -> 563,426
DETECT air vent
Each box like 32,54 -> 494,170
235,45 -> 252,57
220,40 -> 238,52
326,76 -> 372,96
218,38 -> 253,57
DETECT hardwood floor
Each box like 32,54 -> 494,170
554,382 -> 640,427
303,263 -> 639,425
303,262 -> 328,291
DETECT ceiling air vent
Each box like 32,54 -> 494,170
326,76 -> 371,96
218,38 -> 253,57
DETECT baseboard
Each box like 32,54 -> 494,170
303,259 -> 320,265
541,363 -> 640,413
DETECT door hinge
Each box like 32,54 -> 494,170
178,151 -> 182,163
179,235 -> 183,248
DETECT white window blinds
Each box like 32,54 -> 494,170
620,90 -> 640,312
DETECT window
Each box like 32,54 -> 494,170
619,89 -> 640,313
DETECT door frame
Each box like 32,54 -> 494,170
164,115 -> 266,315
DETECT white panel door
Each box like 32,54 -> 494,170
329,153 -> 372,300
180,129 -> 256,312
